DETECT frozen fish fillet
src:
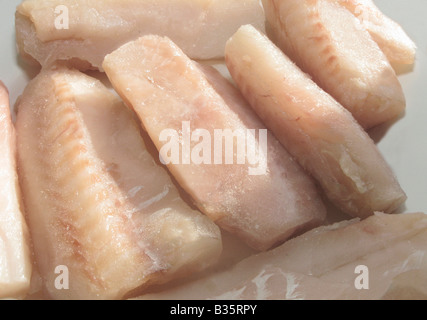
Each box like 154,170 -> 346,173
262,0 -> 405,129
139,212 -> 427,300
334,0 -> 416,65
225,25 -> 406,218
15,66 -> 222,300
15,0 -> 265,70
103,35 -> 326,251
0,82 -> 32,299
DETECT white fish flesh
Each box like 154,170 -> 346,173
225,25 -> 406,218
333,0 -> 416,65
0,82 -> 32,299
139,212 -> 427,300
15,66 -> 222,299
103,35 -> 326,251
15,0 -> 265,70
262,0 -> 406,129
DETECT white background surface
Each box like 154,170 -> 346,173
0,1 -> 426,221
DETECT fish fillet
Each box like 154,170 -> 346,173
102,35 -> 326,251
225,25 -> 406,218
0,82 -> 32,299
15,66 -> 222,300
262,0 -> 405,129
381,256 -> 427,300
138,212 -> 427,300
15,0 -> 265,70
333,0 -> 416,65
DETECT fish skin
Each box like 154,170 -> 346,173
137,212 -> 427,300
224,25 -> 406,218
15,0 -> 265,70
15,66 -> 222,300
333,0 -> 416,65
0,82 -> 32,299
103,35 -> 326,251
262,0 -> 406,129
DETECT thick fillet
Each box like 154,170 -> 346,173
334,0 -> 416,65
262,0 -> 405,129
0,82 -> 32,299
139,212 -> 427,300
15,66 -> 222,300
103,35 -> 326,251
15,0 -> 265,70
225,25 -> 406,218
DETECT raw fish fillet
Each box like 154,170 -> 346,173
262,0 -> 405,129
0,82 -> 32,299
139,212 -> 427,300
103,36 -> 326,251
334,0 -> 416,65
381,256 -> 427,300
15,0 -> 265,70
15,66 -> 222,300
225,25 -> 406,218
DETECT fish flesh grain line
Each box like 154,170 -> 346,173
0,82 -> 32,299
15,66 -> 222,299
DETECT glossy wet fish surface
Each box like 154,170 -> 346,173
138,212 -> 427,300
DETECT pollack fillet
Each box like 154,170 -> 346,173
138,212 -> 427,300
15,66 -> 222,300
262,0 -> 405,129
15,0 -> 265,70
0,82 -> 32,299
225,25 -> 406,218
334,0 -> 416,65
103,36 -> 326,251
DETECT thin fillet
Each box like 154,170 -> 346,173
15,66 -> 222,300
15,0 -> 265,70
262,0 -> 405,129
0,82 -> 32,299
103,35 -> 326,251
225,25 -> 406,218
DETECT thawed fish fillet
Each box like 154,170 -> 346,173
334,0 -> 416,65
139,212 -> 427,300
15,66 -> 222,300
103,36 -> 326,251
262,0 -> 405,129
225,25 -> 406,218
15,0 -> 265,70
0,82 -> 32,299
